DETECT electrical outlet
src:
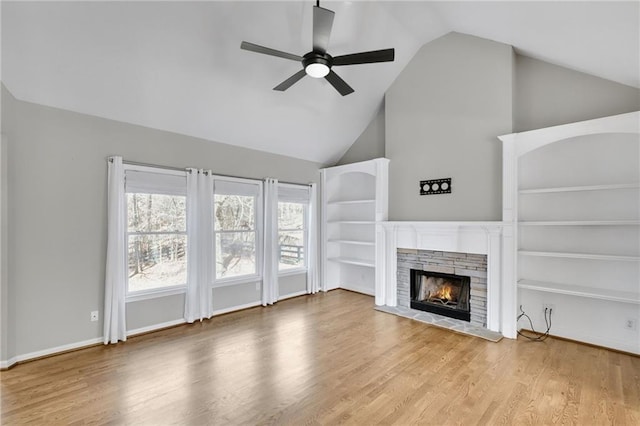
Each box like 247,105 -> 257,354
543,304 -> 555,315
625,318 -> 637,330
90,311 -> 99,322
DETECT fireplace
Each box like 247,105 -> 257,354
410,269 -> 471,321
378,222 -> 512,337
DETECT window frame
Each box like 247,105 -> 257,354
123,164 -> 188,302
212,176 -> 263,287
277,201 -> 308,276
277,183 -> 311,276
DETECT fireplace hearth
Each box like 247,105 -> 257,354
410,269 -> 471,321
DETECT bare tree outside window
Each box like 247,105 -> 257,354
214,194 -> 257,278
127,193 -> 187,292
278,202 -> 305,270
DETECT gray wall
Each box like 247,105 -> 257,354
335,100 -> 386,166
1,87 -> 16,362
385,32 -> 514,221
341,33 -> 640,221
1,84 -> 320,357
336,57 -> 640,168
278,273 -> 307,297
514,55 -> 640,132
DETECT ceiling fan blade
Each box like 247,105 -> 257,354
241,41 -> 302,62
333,48 -> 395,66
313,6 -> 335,54
325,70 -> 354,96
273,69 -> 307,91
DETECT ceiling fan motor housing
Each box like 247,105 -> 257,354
302,51 -> 333,75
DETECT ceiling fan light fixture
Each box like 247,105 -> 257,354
302,52 -> 332,78
305,62 -> 330,78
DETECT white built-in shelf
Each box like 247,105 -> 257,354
327,220 -> 376,225
519,183 -> 640,194
518,279 -> 640,304
502,112 -> 640,352
327,257 -> 375,268
327,239 -> 375,246
328,199 -> 376,205
519,250 -> 640,262
321,158 -> 389,296
519,220 -> 640,226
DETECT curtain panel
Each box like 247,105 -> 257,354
307,183 -> 319,294
104,156 -> 127,344
184,169 -> 214,322
262,178 -> 279,305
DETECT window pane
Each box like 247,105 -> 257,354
278,202 -> 304,230
128,234 -> 187,292
214,195 -> 255,231
127,193 -> 186,233
216,232 -> 256,278
279,230 -> 304,270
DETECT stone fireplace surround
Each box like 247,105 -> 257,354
398,249 -> 487,326
375,222 -> 516,338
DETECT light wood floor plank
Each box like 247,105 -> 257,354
1,290 -> 639,425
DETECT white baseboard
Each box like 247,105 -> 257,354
0,356 -> 17,369
129,301 -> 265,333
278,290 -> 308,301
1,319 -> 190,368
323,282 -> 340,292
0,298 -> 313,368
340,283 -> 375,296
548,328 -> 640,355
127,318 -> 187,337
211,301 -> 262,316
1,336 -> 104,369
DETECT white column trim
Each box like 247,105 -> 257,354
375,223 -> 386,305
485,226 -> 502,333
0,135 -> 5,362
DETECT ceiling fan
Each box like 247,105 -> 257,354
240,1 -> 395,96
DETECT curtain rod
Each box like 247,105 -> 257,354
115,159 -> 312,187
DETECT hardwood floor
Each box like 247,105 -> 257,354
1,289 -> 639,425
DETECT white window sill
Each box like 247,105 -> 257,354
126,286 -> 187,303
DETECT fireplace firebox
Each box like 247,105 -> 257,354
410,269 -> 471,321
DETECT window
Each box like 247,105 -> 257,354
277,183 -> 311,273
213,179 -> 261,280
125,168 -> 188,295
278,202 -> 306,271
120,166 -> 314,298
127,194 -> 187,292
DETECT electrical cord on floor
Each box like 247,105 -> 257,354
517,305 -> 552,341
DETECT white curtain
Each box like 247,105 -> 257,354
262,178 -> 279,305
104,156 -> 127,344
306,183 -> 319,294
184,169 -> 214,322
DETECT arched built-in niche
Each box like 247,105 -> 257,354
500,111 -> 640,354
320,159 -> 389,296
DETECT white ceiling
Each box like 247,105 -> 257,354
2,1 -> 638,165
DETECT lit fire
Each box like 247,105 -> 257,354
430,285 -> 455,302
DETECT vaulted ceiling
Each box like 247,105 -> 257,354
2,1 -> 638,165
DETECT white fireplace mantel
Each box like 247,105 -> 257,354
375,221 -> 517,338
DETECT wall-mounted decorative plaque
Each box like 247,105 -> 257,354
420,178 -> 451,195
